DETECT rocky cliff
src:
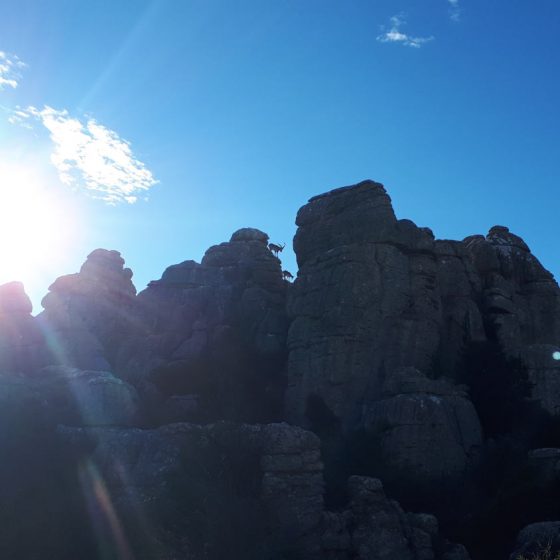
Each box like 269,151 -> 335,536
0,179 -> 559,559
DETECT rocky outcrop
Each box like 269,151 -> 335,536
464,228 -> 560,412
286,181 -> 483,431
116,227 -> 289,423
286,181 -> 485,484
321,476 -> 470,560
362,368 -> 482,481
59,422 -> 324,559
38,249 -> 137,370
286,180 -> 560,488
509,522 -> 560,559
1,178 -> 559,560
34,366 -> 141,427
0,281 -> 46,372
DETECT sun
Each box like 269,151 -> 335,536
0,160 -> 79,286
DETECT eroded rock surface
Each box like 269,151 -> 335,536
321,476 -> 470,560
117,227 -> 289,423
38,249 -> 137,370
59,422 -> 324,559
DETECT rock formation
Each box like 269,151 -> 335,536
38,248 -> 137,370
116,227 -> 289,424
0,179 -> 559,559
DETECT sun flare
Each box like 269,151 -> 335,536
0,160 -> 78,285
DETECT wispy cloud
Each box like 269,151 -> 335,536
0,51 -> 25,90
377,15 -> 434,49
448,0 -> 461,22
11,106 -> 157,204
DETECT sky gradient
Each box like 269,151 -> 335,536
0,0 -> 558,311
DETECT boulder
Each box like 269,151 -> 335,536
35,366 -> 141,427
362,368 -> 482,481
320,476 -> 471,560
38,249 -> 137,370
509,522 -> 560,559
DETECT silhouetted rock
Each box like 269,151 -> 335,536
509,522 -> 560,559
38,249 -> 137,370
0,281 -> 45,373
117,227 -> 288,424
321,476 -> 470,560
1,179 -> 560,559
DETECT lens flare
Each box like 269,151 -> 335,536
0,159 -> 80,288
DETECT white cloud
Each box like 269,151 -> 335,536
11,106 -> 157,204
377,15 -> 434,48
448,0 -> 461,22
0,51 -> 25,90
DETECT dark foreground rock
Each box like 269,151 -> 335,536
321,476 -> 470,560
509,522 -> 560,559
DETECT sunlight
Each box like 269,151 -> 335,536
0,160 -> 78,285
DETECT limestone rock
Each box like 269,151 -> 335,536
0,281 -> 46,373
363,368 -> 482,481
36,366 -> 141,427
509,522 -> 560,559
118,228 -> 288,423
320,476 -> 470,560
59,421 -> 324,559
38,249 -> 137,370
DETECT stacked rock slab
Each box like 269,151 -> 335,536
38,249 -> 137,371
117,227 -> 288,423
321,476 -> 470,560
58,422 -> 325,559
362,368 -> 482,480
286,181 -> 484,481
464,228 -> 560,414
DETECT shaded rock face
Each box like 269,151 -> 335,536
464,228 -> 560,412
286,181 -> 485,481
321,476 -> 470,560
362,368 -> 482,481
38,249 -> 137,370
509,522 -> 560,559
286,180 -> 560,484
58,422 -> 324,560
35,366 -> 141,427
0,281 -> 46,372
52,422 -> 465,560
117,228 -> 289,424
287,181 -> 482,428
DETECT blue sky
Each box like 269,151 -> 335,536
0,0 -> 558,310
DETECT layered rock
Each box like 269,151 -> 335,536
362,368 -> 482,481
58,422 -> 324,559
509,522 -> 560,559
463,227 -> 560,414
117,227 -> 289,423
286,181 -> 485,485
287,181 -> 449,428
34,366 -> 141,427
38,249 -> 137,370
286,180 -> 560,487
321,476 -> 470,560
